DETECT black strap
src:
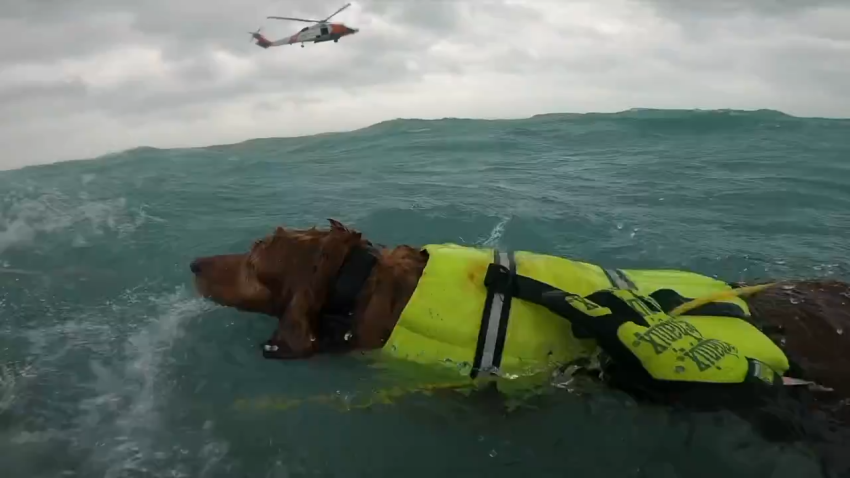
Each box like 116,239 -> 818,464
601,268 -> 750,320
649,288 -> 749,319
483,262 -> 627,337
483,261 -> 652,379
316,244 -> 379,352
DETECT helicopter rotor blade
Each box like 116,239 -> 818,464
322,3 -> 351,22
267,16 -> 320,23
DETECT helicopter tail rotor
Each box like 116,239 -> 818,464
248,27 -> 272,48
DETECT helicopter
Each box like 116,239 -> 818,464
248,2 -> 359,49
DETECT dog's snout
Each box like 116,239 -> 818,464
190,259 -> 203,274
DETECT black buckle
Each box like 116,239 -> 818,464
316,311 -> 355,346
484,262 -> 513,294
541,289 -> 568,303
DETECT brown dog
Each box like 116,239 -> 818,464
189,219 -> 850,430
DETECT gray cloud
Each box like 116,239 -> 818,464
644,0 -> 848,19
0,0 -> 849,170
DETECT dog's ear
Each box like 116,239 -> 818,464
327,218 -> 349,231
264,225 -> 364,359
327,218 -> 372,246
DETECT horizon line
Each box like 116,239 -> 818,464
4,106 -> 848,173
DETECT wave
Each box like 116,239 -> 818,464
7,108 -> 846,175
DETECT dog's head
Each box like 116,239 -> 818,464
190,219 -> 369,357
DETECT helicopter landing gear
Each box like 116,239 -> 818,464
334,39 -> 338,43
301,44 -> 304,48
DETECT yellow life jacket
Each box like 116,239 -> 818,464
380,244 -> 788,388
558,287 -> 788,387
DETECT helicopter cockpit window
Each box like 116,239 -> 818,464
300,27 -> 308,32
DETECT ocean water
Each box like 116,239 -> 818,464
1,108 -> 849,478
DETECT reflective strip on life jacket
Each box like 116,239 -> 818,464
471,250 -> 515,378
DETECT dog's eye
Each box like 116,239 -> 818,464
250,238 -> 268,253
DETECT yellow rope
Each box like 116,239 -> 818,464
668,282 -> 780,317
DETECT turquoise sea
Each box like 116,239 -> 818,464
1,108 -> 849,477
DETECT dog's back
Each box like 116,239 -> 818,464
746,280 -> 850,402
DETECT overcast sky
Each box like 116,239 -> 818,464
1,0 -> 848,170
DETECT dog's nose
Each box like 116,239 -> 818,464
190,259 -> 203,274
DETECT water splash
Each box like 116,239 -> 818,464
0,190 -> 158,254
71,288 -> 218,477
480,216 -> 511,248
0,362 -> 23,413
